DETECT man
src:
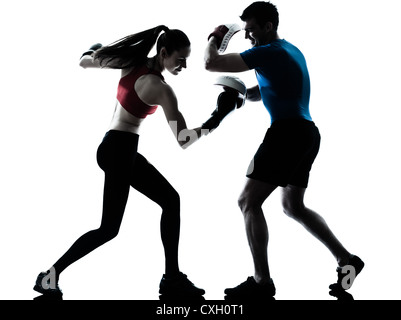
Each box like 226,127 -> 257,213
204,1 -> 364,299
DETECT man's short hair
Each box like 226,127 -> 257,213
240,1 -> 279,31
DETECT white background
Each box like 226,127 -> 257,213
1,0 -> 400,300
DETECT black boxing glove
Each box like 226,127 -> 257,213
202,89 -> 241,132
201,76 -> 247,132
80,43 -> 102,59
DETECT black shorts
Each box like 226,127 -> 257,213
246,119 -> 321,188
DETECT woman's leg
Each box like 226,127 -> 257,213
51,174 -> 130,279
130,153 -> 180,277
51,132 -> 136,281
129,153 -> 205,297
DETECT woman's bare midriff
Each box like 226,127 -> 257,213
108,101 -> 145,135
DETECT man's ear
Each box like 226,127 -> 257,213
265,22 -> 274,33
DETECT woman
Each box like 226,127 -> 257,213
34,25 -> 205,299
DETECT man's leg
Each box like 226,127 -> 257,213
281,184 -> 350,266
238,178 -> 277,283
281,185 -> 364,291
224,178 -> 277,300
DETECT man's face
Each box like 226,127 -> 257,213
243,18 -> 270,47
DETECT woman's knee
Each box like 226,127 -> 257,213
96,225 -> 120,243
161,188 -> 180,211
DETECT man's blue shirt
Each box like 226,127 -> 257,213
240,39 -> 312,124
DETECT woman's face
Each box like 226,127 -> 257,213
163,46 -> 191,75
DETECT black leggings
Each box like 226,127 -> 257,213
53,130 -> 180,277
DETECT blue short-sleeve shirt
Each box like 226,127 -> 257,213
240,39 -> 312,124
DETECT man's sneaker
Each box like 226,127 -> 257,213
33,271 -> 63,297
336,254 -> 364,290
159,272 -> 205,297
208,24 -> 241,53
224,277 -> 276,301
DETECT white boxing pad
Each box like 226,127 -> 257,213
214,76 -> 247,96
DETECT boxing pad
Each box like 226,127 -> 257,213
202,76 -> 247,132
214,75 -> 246,108
80,43 -> 102,59
208,24 -> 241,53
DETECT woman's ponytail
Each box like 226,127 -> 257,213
154,25 -> 169,34
94,25 -> 169,69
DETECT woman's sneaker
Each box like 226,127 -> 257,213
336,254 -> 364,290
225,277 -> 276,301
159,272 -> 205,299
33,271 -> 63,298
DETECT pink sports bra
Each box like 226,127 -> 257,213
117,65 -> 164,118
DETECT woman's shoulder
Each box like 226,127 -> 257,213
121,66 -> 135,78
120,64 -> 148,79
141,70 -> 167,88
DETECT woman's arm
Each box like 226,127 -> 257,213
79,43 -> 103,69
79,55 -> 102,69
157,83 -> 206,149
79,54 -> 133,79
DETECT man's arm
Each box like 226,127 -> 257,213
204,37 -> 249,73
246,85 -> 261,102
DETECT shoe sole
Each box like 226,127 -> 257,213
159,294 -> 205,301
218,24 -> 241,53
33,284 -> 63,297
224,294 -> 275,301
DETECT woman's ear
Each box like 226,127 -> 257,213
160,47 -> 168,58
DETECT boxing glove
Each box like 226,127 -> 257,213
201,89 -> 240,132
202,75 -> 247,132
80,43 -> 102,59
